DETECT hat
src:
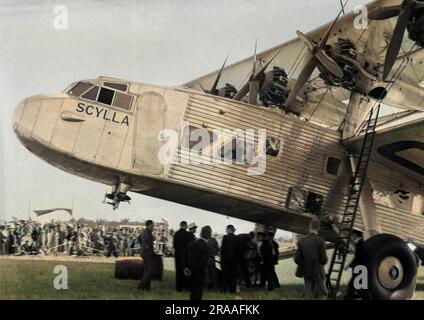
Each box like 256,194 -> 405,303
226,225 -> 236,232
188,223 -> 198,230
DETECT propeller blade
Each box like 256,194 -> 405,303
252,39 -> 258,76
252,48 -> 282,81
285,55 -> 317,108
368,5 -> 402,20
319,1 -> 346,47
198,82 -> 207,93
234,49 -> 282,101
296,30 -> 316,51
234,82 -> 250,101
316,50 -> 345,78
210,55 -> 229,94
383,3 -> 414,80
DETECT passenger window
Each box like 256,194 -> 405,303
221,139 -> 254,164
104,82 -> 128,92
326,156 -> 342,176
82,86 -> 99,101
68,82 -> 92,96
113,92 -> 133,110
266,136 -> 281,157
182,126 -> 217,150
98,87 -> 115,105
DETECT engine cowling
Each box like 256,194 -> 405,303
217,83 -> 238,99
407,15 -> 424,48
319,38 -> 358,90
259,66 -> 289,107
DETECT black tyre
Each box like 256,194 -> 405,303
363,234 -> 417,300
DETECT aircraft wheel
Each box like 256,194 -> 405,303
363,234 -> 417,300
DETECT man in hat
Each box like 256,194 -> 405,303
173,221 -> 193,292
220,225 -> 241,294
294,218 -> 328,300
185,225 -> 213,300
188,223 -> 197,241
138,220 -> 156,290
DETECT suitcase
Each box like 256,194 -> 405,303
115,255 -> 164,281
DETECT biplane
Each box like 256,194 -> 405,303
12,0 -> 424,299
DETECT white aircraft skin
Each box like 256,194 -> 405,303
11,0 -> 424,300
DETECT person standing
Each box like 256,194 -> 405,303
238,232 -> 255,288
206,235 -> 220,290
257,232 -> 275,291
0,224 -> 7,255
188,223 -> 197,241
138,220 -> 156,291
185,226 -> 212,300
269,231 -> 281,289
173,221 -> 193,292
220,225 -> 240,294
294,219 -> 328,300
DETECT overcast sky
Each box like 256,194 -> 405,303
0,0 -> 367,236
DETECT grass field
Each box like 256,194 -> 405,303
1,256 -> 424,300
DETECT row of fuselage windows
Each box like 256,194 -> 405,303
182,125 -> 343,175
68,81 -> 133,110
182,125 -> 282,164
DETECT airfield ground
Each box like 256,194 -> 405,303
1,256 -> 423,300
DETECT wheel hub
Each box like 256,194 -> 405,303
378,256 -> 404,290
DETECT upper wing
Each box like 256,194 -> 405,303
183,0 -> 424,128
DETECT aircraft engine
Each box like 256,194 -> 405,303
259,66 -> 289,107
407,14 -> 424,48
319,38 -> 358,91
216,83 -> 238,99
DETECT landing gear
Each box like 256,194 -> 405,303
103,180 -> 132,210
353,234 -> 418,300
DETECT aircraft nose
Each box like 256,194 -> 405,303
12,99 -> 26,135
12,97 -> 41,141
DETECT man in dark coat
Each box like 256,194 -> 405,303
185,225 -> 212,300
173,221 -> 192,292
138,220 -> 156,290
269,232 -> 281,288
237,232 -> 254,287
220,225 -> 241,294
294,219 -> 328,300
258,232 -> 275,291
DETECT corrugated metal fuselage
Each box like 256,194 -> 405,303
12,78 -> 424,245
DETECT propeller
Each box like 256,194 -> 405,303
233,48 -> 282,101
285,7 -> 346,111
199,55 -> 229,95
369,0 -> 424,80
210,56 -> 229,95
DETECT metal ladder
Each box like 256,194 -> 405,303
326,105 -> 381,298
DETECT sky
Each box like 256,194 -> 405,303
0,0 -> 368,237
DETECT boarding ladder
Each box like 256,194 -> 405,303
326,105 -> 381,298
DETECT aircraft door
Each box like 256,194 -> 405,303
133,92 -> 167,175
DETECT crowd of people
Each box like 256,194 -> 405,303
167,219 -> 328,300
0,219 -> 171,257
1,217 -> 329,300
169,221 -> 281,300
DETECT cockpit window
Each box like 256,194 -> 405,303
82,86 -> 99,101
103,82 -> 128,92
68,82 -> 92,96
97,87 -> 115,105
113,92 -> 133,110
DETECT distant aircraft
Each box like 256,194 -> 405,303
12,0 -> 424,299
